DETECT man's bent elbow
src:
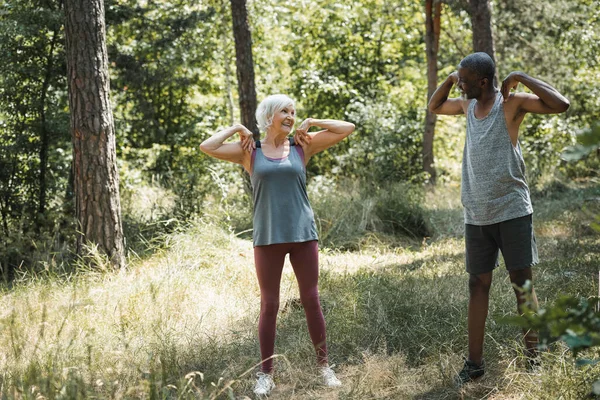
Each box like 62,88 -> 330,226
559,99 -> 570,113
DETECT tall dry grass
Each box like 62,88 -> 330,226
0,180 -> 598,399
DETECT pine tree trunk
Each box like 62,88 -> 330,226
230,0 -> 258,194
230,0 -> 258,138
424,0 -> 441,185
64,0 -> 125,268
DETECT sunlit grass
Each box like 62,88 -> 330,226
0,180 -> 599,398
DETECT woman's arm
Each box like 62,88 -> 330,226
199,124 -> 254,172
294,118 -> 355,160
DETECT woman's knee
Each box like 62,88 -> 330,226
261,298 -> 280,316
300,290 -> 321,309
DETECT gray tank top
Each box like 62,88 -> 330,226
462,92 -> 533,225
250,139 -> 318,246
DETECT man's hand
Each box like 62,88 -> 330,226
501,72 -> 521,102
449,71 -> 459,85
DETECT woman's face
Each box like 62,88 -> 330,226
269,105 -> 295,134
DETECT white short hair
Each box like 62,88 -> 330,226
256,94 -> 295,133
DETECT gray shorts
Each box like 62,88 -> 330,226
465,214 -> 538,275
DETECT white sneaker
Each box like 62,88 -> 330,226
320,365 -> 342,387
253,372 -> 275,396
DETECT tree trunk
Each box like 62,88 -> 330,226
222,33 -> 236,127
64,0 -> 125,269
469,0 -> 498,85
230,0 -> 258,139
424,0 -> 441,185
230,0 -> 258,195
37,26 -> 60,228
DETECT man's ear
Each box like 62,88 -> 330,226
480,77 -> 489,88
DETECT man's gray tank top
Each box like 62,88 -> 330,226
462,92 -> 533,226
250,139 -> 318,246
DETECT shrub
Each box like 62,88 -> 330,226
309,178 -> 430,249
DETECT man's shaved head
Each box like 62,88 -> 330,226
459,52 -> 495,82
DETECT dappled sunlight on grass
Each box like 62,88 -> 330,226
0,181 -> 599,398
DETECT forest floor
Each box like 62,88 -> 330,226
1,180 -> 599,399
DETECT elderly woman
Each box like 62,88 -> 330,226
200,94 -> 354,396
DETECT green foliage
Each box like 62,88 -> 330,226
506,292 -> 600,355
309,179 -> 430,249
0,0 -> 72,274
1,0 -> 599,273
561,122 -> 600,163
505,118 -> 600,393
106,0 -> 231,189
250,0 -> 429,181
495,0 -> 600,184
505,292 -> 600,395
341,100 -> 426,183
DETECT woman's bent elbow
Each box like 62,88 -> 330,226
199,143 -> 210,155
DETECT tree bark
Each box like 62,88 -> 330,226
64,0 -> 125,268
230,0 -> 259,138
469,0 -> 498,85
424,0 -> 441,185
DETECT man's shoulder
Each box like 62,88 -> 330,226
502,92 -> 534,120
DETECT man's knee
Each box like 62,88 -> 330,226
509,267 -> 533,288
469,273 -> 492,294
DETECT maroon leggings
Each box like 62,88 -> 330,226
254,240 -> 327,372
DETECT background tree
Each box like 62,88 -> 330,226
64,0 -> 125,268
0,0 -> 70,277
424,0 -> 442,185
230,0 -> 258,139
469,0 -> 497,84
0,0 -> 596,274
105,0 -> 221,218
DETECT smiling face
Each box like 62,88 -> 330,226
457,67 -> 486,100
269,104 -> 296,134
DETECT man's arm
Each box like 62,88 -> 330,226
501,72 -> 570,115
428,72 -> 466,115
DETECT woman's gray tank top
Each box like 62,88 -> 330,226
462,92 -> 533,225
250,139 -> 318,246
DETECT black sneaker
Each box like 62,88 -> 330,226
454,358 -> 485,387
526,355 -> 542,373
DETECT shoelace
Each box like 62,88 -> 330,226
255,372 -> 274,390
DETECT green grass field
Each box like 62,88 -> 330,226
1,180 -> 599,399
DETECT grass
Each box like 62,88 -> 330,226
0,179 -> 599,399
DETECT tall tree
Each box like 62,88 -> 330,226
38,12 -> 62,226
424,0 -> 442,185
64,0 -> 125,268
230,0 -> 259,138
469,0 -> 497,84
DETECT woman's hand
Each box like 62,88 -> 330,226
294,118 -> 313,147
237,124 -> 255,152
